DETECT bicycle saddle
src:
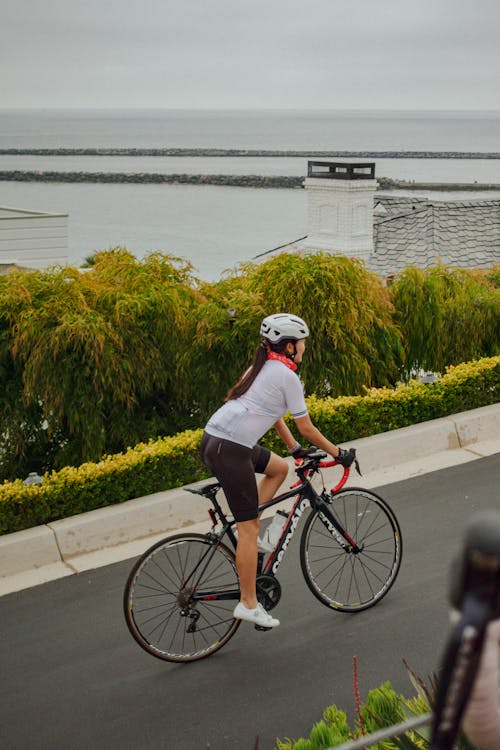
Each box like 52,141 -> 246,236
183,481 -> 221,497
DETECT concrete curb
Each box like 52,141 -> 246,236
0,525 -> 62,575
1,403 -> 499,597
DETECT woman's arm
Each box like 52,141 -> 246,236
293,414 -> 341,458
274,418 -> 300,452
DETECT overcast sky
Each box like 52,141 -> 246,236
1,0 -> 499,110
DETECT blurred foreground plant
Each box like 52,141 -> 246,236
273,659 -> 477,750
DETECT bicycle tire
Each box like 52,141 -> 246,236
300,488 -> 402,612
123,532 -> 241,662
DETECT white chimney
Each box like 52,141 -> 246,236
301,161 -> 378,259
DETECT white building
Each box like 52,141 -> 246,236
301,161 -> 377,260
0,205 -> 68,272
297,162 -> 500,274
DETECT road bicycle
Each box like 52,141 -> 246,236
123,450 -> 403,663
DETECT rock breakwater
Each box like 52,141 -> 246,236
1,170 -> 500,192
0,171 -> 303,188
1,148 -> 500,159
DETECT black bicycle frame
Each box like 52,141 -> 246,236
186,473 -> 360,604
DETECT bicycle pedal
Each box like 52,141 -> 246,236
254,624 -> 272,632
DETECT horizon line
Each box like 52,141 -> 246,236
1,106 -> 500,115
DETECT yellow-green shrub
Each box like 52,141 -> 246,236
1,357 -> 499,535
0,429 -> 208,534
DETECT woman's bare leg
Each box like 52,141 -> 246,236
235,518 -> 259,608
258,452 -> 289,509
235,454 -> 288,610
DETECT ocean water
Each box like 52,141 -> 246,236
1,109 -> 499,280
2,108 -> 500,151
0,180 -> 307,279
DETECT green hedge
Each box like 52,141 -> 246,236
0,429 -> 208,535
1,356 -> 499,535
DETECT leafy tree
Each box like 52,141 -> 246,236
184,252 -> 404,423
390,264 -> 500,377
0,249 -> 202,479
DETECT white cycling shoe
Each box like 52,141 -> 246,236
233,601 -> 280,628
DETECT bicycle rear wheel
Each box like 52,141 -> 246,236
300,488 -> 402,612
124,533 -> 241,662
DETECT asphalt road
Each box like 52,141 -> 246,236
1,455 -> 499,750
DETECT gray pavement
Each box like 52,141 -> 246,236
1,455 -> 499,750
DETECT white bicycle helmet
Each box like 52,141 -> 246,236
260,313 -> 310,343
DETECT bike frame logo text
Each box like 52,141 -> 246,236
270,498 -> 309,574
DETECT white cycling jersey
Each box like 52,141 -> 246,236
205,360 -> 308,448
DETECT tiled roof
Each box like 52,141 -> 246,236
369,196 -> 500,273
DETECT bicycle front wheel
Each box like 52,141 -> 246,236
124,533 -> 241,662
300,488 -> 402,612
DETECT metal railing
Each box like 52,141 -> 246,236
329,713 -> 432,750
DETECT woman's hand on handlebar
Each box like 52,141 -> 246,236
290,445 -> 320,459
292,445 -> 357,468
336,447 -> 357,468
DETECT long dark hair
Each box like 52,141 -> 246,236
225,339 -> 295,401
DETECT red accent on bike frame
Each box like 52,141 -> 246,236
342,530 -> 358,547
208,508 -> 217,525
202,595 -> 218,601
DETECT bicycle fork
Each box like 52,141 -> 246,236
314,494 -> 362,554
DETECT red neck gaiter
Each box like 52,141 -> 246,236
267,351 -> 297,372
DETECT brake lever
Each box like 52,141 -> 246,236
354,458 -> 362,476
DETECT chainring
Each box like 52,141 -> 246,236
256,574 -> 282,611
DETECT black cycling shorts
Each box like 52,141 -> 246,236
200,432 -> 271,522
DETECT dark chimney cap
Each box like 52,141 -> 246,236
307,161 -> 375,179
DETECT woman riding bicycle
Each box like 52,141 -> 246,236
200,313 -> 356,629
